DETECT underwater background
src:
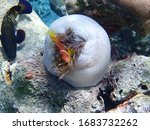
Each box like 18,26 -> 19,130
0,0 -> 150,113
29,0 -> 60,26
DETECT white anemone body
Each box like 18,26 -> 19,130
43,14 -> 111,87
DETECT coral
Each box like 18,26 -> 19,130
64,0 -> 149,35
110,0 -> 150,34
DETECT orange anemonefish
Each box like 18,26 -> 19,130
47,30 -> 74,63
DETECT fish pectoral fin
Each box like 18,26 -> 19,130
68,48 -> 75,57
16,29 -> 25,44
18,0 -> 32,14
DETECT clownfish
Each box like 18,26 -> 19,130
0,0 -> 32,61
47,30 -> 73,63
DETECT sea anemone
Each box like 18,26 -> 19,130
43,14 -> 111,87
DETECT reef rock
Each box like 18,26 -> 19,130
110,0 -> 150,34
100,55 -> 150,112
108,94 -> 150,113
64,0 -> 150,35
49,0 -> 67,16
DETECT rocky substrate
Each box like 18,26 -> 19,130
63,0 -> 150,34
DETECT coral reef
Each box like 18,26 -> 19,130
110,0 -> 150,34
63,0 -> 150,35
0,0 -> 149,113
100,55 -> 150,112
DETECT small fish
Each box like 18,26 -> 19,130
47,30 -> 71,63
0,0 -> 32,61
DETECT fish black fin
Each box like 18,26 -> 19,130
18,0 -> 32,14
16,29 -> 25,44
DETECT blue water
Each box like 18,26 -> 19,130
29,0 -> 60,27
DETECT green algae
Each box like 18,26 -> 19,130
14,84 -> 32,99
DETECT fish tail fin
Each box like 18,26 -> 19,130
18,0 -> 32,14
47,30 -> 57,42
16,29 -> 25,44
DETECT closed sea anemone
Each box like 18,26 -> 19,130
43,14 -> 111,87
